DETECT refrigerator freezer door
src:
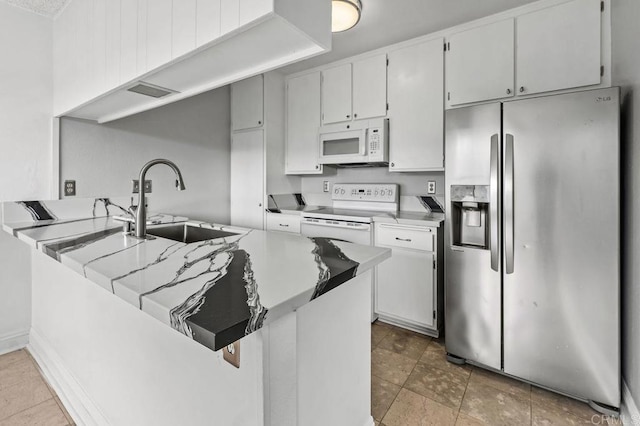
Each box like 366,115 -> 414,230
502,87 -> 620,407
445,103 -> 502,370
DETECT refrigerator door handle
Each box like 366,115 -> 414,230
505,133 -> 515,274
490,133 -> 500,272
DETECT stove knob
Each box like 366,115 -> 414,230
375,190 -> 379,196
340,189 -> 345,195
334,188 -> 339,194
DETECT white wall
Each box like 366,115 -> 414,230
611,0 -> 640,417
0,3 -> 53,353
60,87 -> 231,223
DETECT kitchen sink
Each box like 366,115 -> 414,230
146,224 -> 239,243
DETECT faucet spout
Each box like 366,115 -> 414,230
135,159 -> 186,239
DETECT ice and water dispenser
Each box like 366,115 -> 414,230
450,185 -> 490,249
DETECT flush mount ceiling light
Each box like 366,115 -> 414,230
332,0 -> 362,33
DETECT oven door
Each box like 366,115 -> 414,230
300,218 -> 372,245
318,128 -> 367,165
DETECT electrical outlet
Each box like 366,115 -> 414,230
132,180 -> 152,194
323,181 -> 330,192
427,181 -> 436,194
64,180 -> 76,196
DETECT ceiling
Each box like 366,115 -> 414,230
1,0 -> 68,17
281,0 -> 538,74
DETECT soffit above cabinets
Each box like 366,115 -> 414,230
55,0 -> 331,124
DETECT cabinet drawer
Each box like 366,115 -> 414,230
266,213 -> 301,234
376,224 -> 434,251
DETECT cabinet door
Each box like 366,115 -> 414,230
105,0 -> 121,90
196,0 -> 221,47
322,64 -> 352,124
447,19 -> 515,106
388,39 -> 444,171
120,0 -> 138,83
286,72 -> 323,174
352,54 -> 387,120
231,130 -> 265,230
172,0 -> 197,59
376,247 -> 435,329
147,0 -> 173,70
231,75 -> 264,131
516,0 -> 601,96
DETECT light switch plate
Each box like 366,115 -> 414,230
427,181 -> 436,194
132,180 -> 152,193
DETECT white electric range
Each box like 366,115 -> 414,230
301,183 -> 399,321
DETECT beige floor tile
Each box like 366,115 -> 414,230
469,367 -> 531,400
0,398 -> 68,426
531,385 -> 600,420
377,328 -> 431,361
372,322 -> 392,348
382,388 -> 457,426
0,351 -> 29,371
372,376 -> 402,422
532,400 -> 597,425
420,342 -> 472,379
403,361 -> 468,409
54,398 -> 74,425
0,376 -> 53,421
0,359 -> 41,390
371,347 -> 418,387
455,412 -> 487,426
460,381 -> 531,426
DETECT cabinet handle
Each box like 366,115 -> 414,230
506,88 -> 511,94
279,224 -> 289,227
315,165 -> 319,169
354,113 -> 358,118
390,162 -> 395,167
346,114 -> 350,119
395,237 -> 412,242
519,86 -> 525,93
258,203 -> 262,207
258,120 -> 262,125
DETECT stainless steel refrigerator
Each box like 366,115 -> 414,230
444,87 -> 620,412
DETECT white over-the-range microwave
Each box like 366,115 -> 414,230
318,118 -> 389,166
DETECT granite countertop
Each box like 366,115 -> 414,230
2,198 -> 390,353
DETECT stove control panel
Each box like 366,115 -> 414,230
332,183 -> 399,202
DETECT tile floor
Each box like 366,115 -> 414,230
0,328 -> 621,426
371,321 -> 620,426
0,349 -> 73,425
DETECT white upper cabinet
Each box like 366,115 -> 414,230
388,39 -> 444,172
352,54 -> 387,120
172,0 -> 197,59
516,0 -> 602,96
146,0 -> 172,71
105,0 -> 122,90
120,0 -> 138,84
232,75 -> 264,131
286,72 -> 322,174
321,64 -> 352,124
136,0 -> 148,75
446,19 -> 515,106
196,0 -> 221,47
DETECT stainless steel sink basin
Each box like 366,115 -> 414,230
147,224 -> 238,243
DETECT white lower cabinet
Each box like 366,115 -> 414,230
266,212 -> 301,234
374,223 -> 442,336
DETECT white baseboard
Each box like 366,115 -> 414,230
28,328 -> 109,426
0,330 -> 29,355
623,380 -> 640,426
363,415 -> 375,426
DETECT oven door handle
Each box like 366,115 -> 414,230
301,218 -> 371,230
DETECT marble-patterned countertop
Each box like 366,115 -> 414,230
2,199 -> 390,353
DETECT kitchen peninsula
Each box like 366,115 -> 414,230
1,198 -> 390,426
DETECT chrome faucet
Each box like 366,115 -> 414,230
134,159 -> 186,239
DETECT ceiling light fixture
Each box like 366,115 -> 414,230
332,0 -> 362,33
